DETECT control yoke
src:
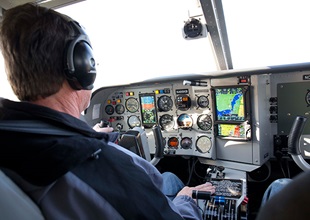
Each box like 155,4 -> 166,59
151,125 -> 164,165
288,116 -> 310,171
118,125 -> 164,166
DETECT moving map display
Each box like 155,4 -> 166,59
213,86 -> 251,140
214,87 -> 245,122
217,124 -> 246,138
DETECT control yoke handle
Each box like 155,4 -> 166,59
287,116 -> 310,171
150,125 -> 164,166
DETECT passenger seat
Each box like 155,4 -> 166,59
0,169 -> 44,220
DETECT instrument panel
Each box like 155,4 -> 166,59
85,69 -> 310,171
97,80 -> 216,159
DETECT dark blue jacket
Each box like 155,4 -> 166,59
0,98 -> 202,220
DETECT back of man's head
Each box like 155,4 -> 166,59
0,3 -> 96,101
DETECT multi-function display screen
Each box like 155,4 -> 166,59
213,86 -> 251,140
217,124 -> 246,139
214,86 -> 246,122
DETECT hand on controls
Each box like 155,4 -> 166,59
176,182 -> 215,201
93,123 -> 113,133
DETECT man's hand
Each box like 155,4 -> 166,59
176,182 -> 215,199
93,123 -> 113,133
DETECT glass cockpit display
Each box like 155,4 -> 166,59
214,87 -> 245,122
139,93 -> 157,128
213,85 -> 251,140
217,124 -> 246,138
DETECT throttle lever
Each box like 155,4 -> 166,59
192,190 -> 211,200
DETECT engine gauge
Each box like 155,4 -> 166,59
105,105 -> 114,115
168,137 -> 179,149
180,137 -> 192,149
115,104 -> 125,114
196,136 -> 212,153
197,95 -> 209,108
157,95 -> 173,112
125,97 -> 139,113
127,115 -> 141,128
159,114 -> 174,130
177,113 -> 193,129
197,114 -> 212,131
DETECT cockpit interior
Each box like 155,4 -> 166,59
0,0 -> 310,219
85,62 -> 310,219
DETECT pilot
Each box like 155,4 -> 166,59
0,3 -> 215,219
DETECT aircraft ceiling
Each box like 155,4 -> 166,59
0,0 -> 84,10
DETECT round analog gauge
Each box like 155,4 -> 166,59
168,137 -> 179,149
197,114 -> 212,131
197,95 -> 209,108
115,104 -> 125,114
196,136 -> 212,153
175,94 -> 191,111
177,114 -> 193,129
105,105 -> 114,115
183,18 -> 203,38
159,114 -> 174,130
125,97 -> 139,113
127,115 -> 141,128
180,137 -> 192,149
157,95 -> 173,112
306,90 -> 310,106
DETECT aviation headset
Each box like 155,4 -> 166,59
62,14 -> 97,90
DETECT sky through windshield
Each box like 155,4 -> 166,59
57,0 -> 310,89
223,0 -> 310,69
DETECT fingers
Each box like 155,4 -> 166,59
193,182 -> 216,194
93,123 -> 114,133
176,182 -> 216,199
195,182 -> 213,188
98,127 -> 114,133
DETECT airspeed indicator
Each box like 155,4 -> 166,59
125,97 -> 139,113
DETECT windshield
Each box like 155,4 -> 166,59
57,0 -> 217,90
56,0 -> 310,90
223,0 -> 310,69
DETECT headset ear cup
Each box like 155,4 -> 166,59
64,35 -> 96,90
72,41 -> 96,89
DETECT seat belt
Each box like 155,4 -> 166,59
0,120 -> 79,136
